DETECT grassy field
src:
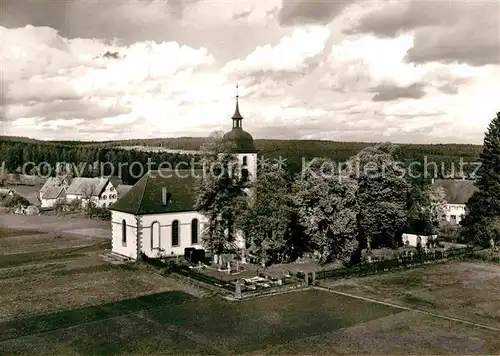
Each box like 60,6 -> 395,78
319,261 -> 500,330
1,215 -> 499,354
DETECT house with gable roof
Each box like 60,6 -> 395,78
109,88 -> 257,260
66,176 -> 121,208
431,179 -> 477,225
41,186 -> 67,208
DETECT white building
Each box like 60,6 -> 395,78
432,179 -> 476,225
39,176 -> 70,202
66,176 -> 121,208
40,186 -> 66,208
402,233 -> 437,247
109,90 -> 257,260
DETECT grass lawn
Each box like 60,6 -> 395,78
319,261 -> 500,330
1,288 -> 499,355
0,226 -> 195,321
1,220 -> 499,355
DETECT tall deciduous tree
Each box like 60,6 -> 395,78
292,159 -> 359,265
462,112 -> 500,246
238,162 -> 292,266
353,143 -> 410,250
194,132 -> 248,263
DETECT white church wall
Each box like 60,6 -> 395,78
141,211 -> 207,258
237,153 -> 258,181
111,210 -> 139,259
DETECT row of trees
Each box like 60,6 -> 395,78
195,132 -> 447,267
1,134 -> 481,180
0,141 -> 198,185
462,112 -> 500,247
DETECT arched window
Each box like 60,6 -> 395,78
172,220 -> 179,246
241,168 -> 249,182
122,219 -> 127,245
191,218 -> 199,244
151,221 -> 160,249
242,156 -> 247,166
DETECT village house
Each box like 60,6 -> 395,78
38,176 -> 70,202
109,90 -> 256,260
66,176 -> 122,208
432,179 -> 477,225
40,186 -> 67,208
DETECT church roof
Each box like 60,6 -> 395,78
109,169 -> 202,215
222,128 -> 257,153
222,88 -> 257,153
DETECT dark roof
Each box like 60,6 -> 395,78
232,98 -> 243,120
109,169 -> 202,215
432,179 -> 477,204
109,176 -> 123,188
66,177 -> 109,196
116,184 -> 133,198
42,186 -> 66,200
223,128 -> 257,153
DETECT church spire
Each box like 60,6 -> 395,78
232,83 -> 243,128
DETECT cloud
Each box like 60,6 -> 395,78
2,2 -> 499,145
1,25 -> 219,138
320,34 -> 487,97
223,26 -> 330,75
276,0 -> 356,26
371,82 -> 426,102
347,1 -> 499,66
222,26 -> 330,100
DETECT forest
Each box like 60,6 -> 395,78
0,135 -> 482,185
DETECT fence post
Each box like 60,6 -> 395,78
304,272 -> 309,286
312,271 -> 316,285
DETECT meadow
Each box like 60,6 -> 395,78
0,215 -> 499,355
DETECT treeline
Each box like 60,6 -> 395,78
0,136 -> 482,182
0,140 -> 199,185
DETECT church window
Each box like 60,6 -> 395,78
191,218 -> 199,244
172,220 -> 179,246
241,168 -> 249,182
242,156 -> 247,166
151,221 -> 160,249
122,219 -> 127,245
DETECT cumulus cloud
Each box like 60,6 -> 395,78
320,34 -> 488,98
277,0 -> 356,26
371,83 -> 426,102
222,26 -> 330,101
1,24 -> 222,138
347,0 -> 499,66
223,26 -> 330,75
1,1 -> 499,145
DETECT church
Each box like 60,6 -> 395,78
109,89 -> 257,260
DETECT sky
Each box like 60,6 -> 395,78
1,0 -> 499,144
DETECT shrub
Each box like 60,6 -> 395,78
88,206 -> 111,220
1,193 -> 30,207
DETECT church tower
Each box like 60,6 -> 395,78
222,84 -> 258,184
